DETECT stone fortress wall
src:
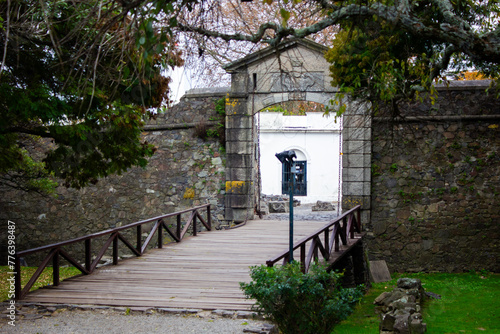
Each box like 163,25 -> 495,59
0,93 -> 227,265
368,83 -> 500,272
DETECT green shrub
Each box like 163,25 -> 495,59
240,262 -> 364,334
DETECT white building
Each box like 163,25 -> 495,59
258,111 -> 342,204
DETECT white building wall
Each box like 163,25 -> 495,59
258,113 -> 342,204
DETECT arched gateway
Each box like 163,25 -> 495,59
223,39 -> 371,224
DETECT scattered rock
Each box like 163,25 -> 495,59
235,311 -> 258,319
425,291 -> 441,300
211,309 -> 236,318
375,277 -> 427,333
243,323 -> 278,334
268,201 -> 288,213
21,313 -> 44,320
258,203 -> 269,216
397,278 -> 421,290
312,201 -> 335,211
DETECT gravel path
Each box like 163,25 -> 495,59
0,306 -> 275,334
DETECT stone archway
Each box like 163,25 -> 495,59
223,39 -> 371,224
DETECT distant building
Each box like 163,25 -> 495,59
258,111 -> 342,204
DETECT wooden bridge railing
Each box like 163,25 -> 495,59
14,204 -> 211,300
266,205 -> 362,273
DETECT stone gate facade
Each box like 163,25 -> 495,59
222,38 -> 371,223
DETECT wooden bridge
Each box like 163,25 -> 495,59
14,205 -> 364,311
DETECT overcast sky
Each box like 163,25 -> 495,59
168,66 -> 194,103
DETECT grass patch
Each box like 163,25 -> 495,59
333,272 -> 500,333
0,266 -> 81,302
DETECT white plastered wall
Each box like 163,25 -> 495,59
258,112 -> 342,204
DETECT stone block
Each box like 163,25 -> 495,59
225,194 -> 252,208
343,126 -> 371,140
268,201 -> 289,213
345,100 -> 371,115
343,153 -> 371,168
306,92 -> 335,104
341,195 -> 371,210
226,208 -> 254,222
372,220 -> 386,235
380,313 -> 396,331
342,181 -> 371,196
225,180 -> 251,194
226,141 -> 253,155
343,114 -> 372,128
311,201 -> 335,211
397,278 -> 422,290
370,260 -> 392,283
393,314 -> 410,334
226,115 -> 253,129
226,168 -> 254,181
229,72 -> 250,94
410,319 -> 427,334
343,140 -> 371,155
259,202 -> 269,215
226,128 -> 253,141
226,154 -> 253,168
343,168 -> 370,182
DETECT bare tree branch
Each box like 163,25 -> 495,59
179,1 -> 500,64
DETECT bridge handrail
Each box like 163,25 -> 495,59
266,205 -> 362,273
14,204 -> 211,300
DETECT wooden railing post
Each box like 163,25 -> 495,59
313,239 -> 319,263
53,249 -> 60,286
85,239 -> 91,271
300,244 -> 306,273
350,211 -> 356,238
334,223 -> 340,252
158,219 -> 163,248
136,225 -> 142,254
356,207 -> 361,231
193,212 -> 197,236
177,215 -> 181,241
207,205 -> 212,230
324,229 -> 330,256
113,233 -> 118,265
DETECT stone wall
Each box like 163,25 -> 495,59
0,95 -> 227,265
368,83 -> 500,272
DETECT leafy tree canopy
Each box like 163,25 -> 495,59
0,0 -> 190,194
2,0 -> 499,193
178,0 -> 500,112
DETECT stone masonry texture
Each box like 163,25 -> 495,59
368,85 -> 500,273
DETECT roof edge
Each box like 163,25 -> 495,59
223,38 -> 328,73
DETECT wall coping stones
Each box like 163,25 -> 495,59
435,79 -> 493,91
183,87 -> 230,99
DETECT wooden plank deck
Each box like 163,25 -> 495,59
22,218 -> 361,311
